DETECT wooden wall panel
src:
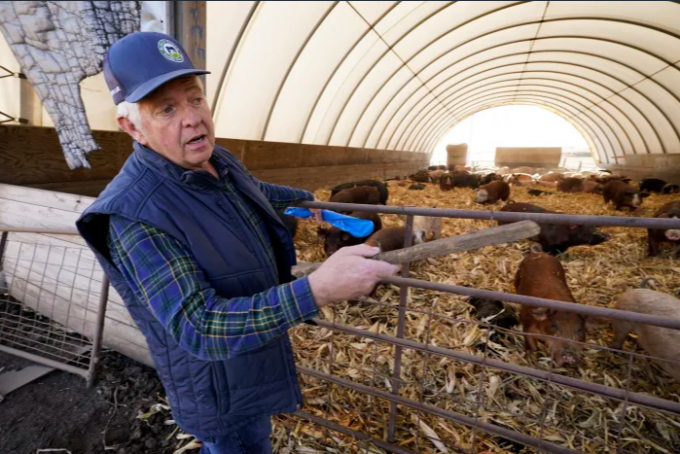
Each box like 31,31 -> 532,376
0,125 -> 429,196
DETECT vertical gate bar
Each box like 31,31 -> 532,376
387,214 -> 414,443
86,275 -> 110,388
615,353 -> 635,452
470,320 -> 492,453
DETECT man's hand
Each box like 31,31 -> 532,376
307,244 -> 400,307
308,201 -> 323,222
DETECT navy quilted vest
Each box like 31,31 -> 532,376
76,142 -> 303,438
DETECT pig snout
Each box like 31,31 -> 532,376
475,189 -> 488,203
665,229 -> 680,241
413,230 -> 426,244
589,230 -> 610,246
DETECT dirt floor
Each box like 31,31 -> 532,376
0,350 -> 194,454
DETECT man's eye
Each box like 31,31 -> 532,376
193,97 -> 203,104
161,106 -> 174,114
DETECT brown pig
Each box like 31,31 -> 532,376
330,186 -> 381,208
413,216 -> 442,244
318,211 -> 383,256
647,201 -> 680,257
365,226 -> 408,252
475,180 -> 510,204
557,177 -> 584,193
603,180 -> 650,211
611,284 -> 680,382
582,179 -> 603,194
514,253 -> 586,367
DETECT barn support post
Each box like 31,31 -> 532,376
172,1 -> 206,87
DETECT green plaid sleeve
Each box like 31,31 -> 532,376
107,215 -> 319,361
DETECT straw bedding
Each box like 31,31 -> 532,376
272,181 -> 680,454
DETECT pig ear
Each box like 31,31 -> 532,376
531,307 -> 549,321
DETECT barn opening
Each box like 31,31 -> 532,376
431,105 -> 596,171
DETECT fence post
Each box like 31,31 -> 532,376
387,214 -> 414,443
86,275 -> 110,388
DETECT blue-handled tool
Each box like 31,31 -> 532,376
283,207 -> 375,238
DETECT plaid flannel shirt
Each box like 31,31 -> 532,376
107,157 -> 318,361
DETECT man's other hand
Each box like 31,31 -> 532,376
307,244 -> 400,307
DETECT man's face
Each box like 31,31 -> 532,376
132,76 -> 216,170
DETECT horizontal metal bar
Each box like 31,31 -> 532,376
298,366 -> 583,454
293,411 -> 419,454
298,201 -> 680,229
312,319 -> 680,416
0,344 -> 88,378
384,276 -> 680,331
0,226 -> 79,235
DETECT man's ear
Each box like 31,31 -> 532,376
117,116 -> 148,145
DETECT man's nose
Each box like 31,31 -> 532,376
181,105 -> 201,128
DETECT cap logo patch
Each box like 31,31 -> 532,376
158,39 -> 184,63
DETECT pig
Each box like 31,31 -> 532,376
603,180 -> 650,211
331,180 -> 388,205
611,284 -> 680,382
413,216 -> 443,244
438,165 -> 448,171
663,183 -> 680,194
452,173 -> 480,189
408,183 -> 426,190
557,177 -> 584,193
428,169 -> 446,182
439,174 -> 454,191
427,165 -> 438,171
514,252 -> 586,367
387,180 -> 407,188
410,170 -> 430,183
499,202 -> 609,255
475,180 -> 510,204
365,226 -> 408,252
639,178 -> 667,193
647,201 -> 680,257
275,209 -> 298,239
330,186 -> 381,210
497,166 -> 511,175
582,180 -> 603,194
468,297 -> 518,330
505,173 -> 534,186
478,173 -> 502,185
511,166 -> 535,174
318,211 -> 383,256
539,172 -> 563,182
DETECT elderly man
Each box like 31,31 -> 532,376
76,32 -> 398,454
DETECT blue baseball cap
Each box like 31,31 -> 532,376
104,32 -> 210,105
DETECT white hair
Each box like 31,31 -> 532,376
116,101 -> 142,130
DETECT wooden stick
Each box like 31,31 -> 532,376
292,220 -> 540,277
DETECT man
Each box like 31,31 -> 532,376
76,32 -> 399,453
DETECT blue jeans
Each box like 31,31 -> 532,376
198,416 -> 272,454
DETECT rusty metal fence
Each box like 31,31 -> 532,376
0,227 -> 109,387
287,200 -> 680,454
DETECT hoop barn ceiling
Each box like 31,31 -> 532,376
206,1 -> 680,164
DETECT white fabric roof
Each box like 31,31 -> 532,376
207,1 -> 680,164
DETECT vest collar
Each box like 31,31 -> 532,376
133,141 -> 228,190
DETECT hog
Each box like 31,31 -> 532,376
639,178 -> 667,193
275,209 -> 298,239
318,211 -> 383,256
505,173 -> 534,186
408,183 -> 426,190
497,166 -> 511,175
557,177 -> 584,193
647,201 -> 680,257
427,169 -> 446,183
439,174 -> 454,191
499,202 -> 609,255
511,166 -> 535,174
410,170 -> 430,183
603,180 -> 650,211
330,187 -> 381,214
611,284 -> 680,382
365,226 -> 408,252
452,173 -> 480,189
475,181 -> 510,204
413,216 -> 442,244
663,183 -> 680,194
582,180 -> 604,194
478,173 -> 502,185
427,165 -> 438,171
468,297 -> 518,330
331,180 -> 388,205
437,165 -> 448,171
515,252 -> 586,367
539,172 -> 563,182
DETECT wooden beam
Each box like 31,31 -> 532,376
173,1 -> 206,86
